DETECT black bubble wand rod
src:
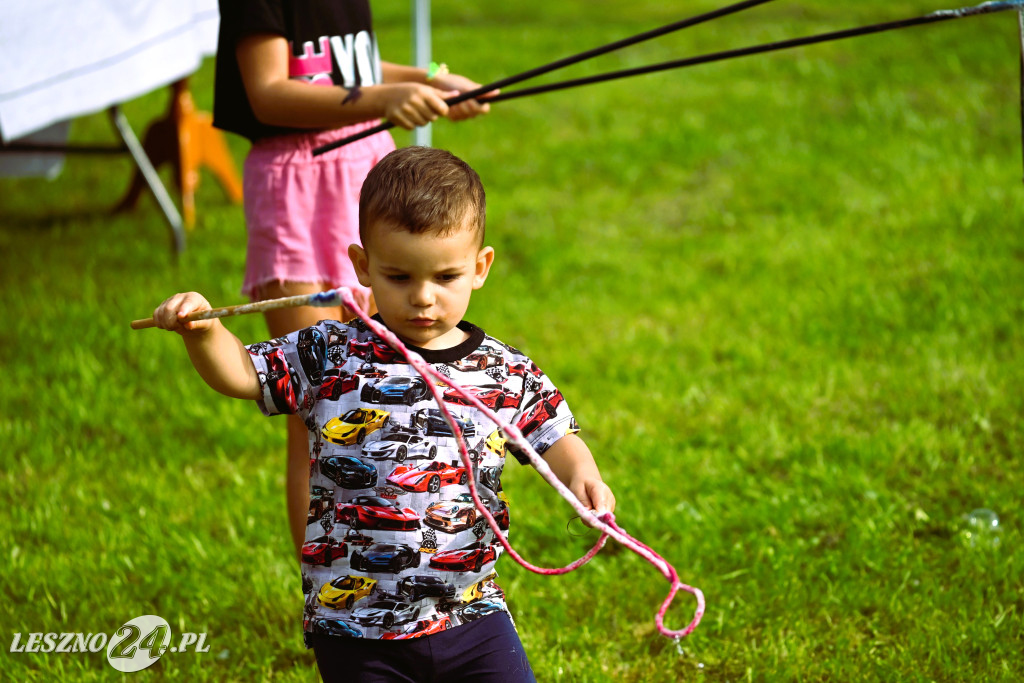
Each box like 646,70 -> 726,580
312,0 -> 778,156
478,0 -> 1024,105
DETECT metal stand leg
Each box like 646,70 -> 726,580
1018,10 -> 1024,184
109,106 -> 185,253
412,0 -> 432,148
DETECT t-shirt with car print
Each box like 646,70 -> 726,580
247,315 -> 578,643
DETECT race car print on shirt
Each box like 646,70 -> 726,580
442,383 -> 522,410
322,408 -> 390,445
319,455 -> 378,489
317,575 -> 377,610
302,534 -> 348,566
351,600 -> 420,629
350,542 -> 421,573
361,376 -> 432,405
410,408 -> 477,438
429,541 -> 499,573
424,493 -> 480,533
386,461 -> 468,493
348,339 -> 406,365
263,347 -> 299,413
381,615 -> 452,640
248,317 -> 578,641
317,368 -> 360,400
361,432 -> 437,462
336,495 -> 421,531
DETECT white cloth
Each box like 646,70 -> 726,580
0,0 -> 219,142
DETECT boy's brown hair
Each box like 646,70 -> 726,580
358,146 -> 486,246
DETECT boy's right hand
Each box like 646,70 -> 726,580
153,292 -> 214,335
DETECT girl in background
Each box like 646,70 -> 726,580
213,0 -> 493,561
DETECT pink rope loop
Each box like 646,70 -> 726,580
333,287 -> 703,638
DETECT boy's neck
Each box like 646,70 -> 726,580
407,325 -> 470,351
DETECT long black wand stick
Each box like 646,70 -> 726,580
312,0 -> 777,156
481,0 -> 1024,104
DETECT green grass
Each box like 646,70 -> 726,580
2,1 -> 1023,680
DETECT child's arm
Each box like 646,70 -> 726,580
542,433 -> 616,517
237,34 -> 490,131
153,292 -> 262,401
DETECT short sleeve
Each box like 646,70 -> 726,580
507,361 -> 579,465
218,0 -> 286,46
246,324 -> 329,419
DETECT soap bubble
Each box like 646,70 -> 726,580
957,508 -> 1001,549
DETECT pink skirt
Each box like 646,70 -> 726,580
241,121 -> 396,304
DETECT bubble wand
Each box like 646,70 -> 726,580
311,0 -> 778,156
477,0 -> 1024,106
129,290 -> 344,330
314,0 -> 1024,174
131,287 -> 705,638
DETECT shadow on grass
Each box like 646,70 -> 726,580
0,206 -> 128,232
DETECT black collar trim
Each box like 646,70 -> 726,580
370,315 -> 486,364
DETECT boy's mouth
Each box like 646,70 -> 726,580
409,318 -> 435,327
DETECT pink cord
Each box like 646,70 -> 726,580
334,288 -> 704,638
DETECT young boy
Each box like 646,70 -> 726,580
152,146 -> 615,681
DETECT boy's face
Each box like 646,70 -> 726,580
349,220 -> 494,350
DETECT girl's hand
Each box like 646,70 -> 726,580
430,72 -> 497,121
378,83 -> 450,129
153,292 -> 214,335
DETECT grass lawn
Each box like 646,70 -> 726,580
2,1 -> 1023,680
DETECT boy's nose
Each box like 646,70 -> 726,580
410,282 -> 435,307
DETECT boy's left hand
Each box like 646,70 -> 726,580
570,477 -> 616,527
543,433 -> 616,528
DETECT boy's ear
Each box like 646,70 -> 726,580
472,246 -> 495,290
348,244 -> 372,287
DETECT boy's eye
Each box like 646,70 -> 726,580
387,274 -> 409,282
438,274 -> 461,282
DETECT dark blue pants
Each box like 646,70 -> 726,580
311,612 -> 536,683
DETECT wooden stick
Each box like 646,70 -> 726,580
130,289 -> 344,330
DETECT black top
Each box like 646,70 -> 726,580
214,0 -> 379,141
